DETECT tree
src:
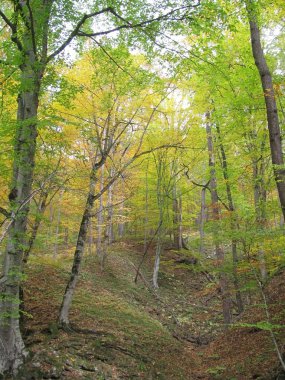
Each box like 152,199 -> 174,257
0,1 -> 200,374
246,0 -> 285,220
57,47 -> 177,326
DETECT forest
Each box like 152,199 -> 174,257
0,0 -> 285,379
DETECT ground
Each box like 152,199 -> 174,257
12,242 -> 285,379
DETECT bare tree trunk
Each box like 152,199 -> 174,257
118,200 -> 125,238
96,165 -> 105,259
252,153 -> 267,282
206,115 -> 232,325
48,204 -> 54,247
59,165 -> 99,327
153,233 -> 162,289
88,218 -> 93,256
199,186 -> 207,254
100,228 -> 109,271
247,2 -> 285,220
152,153 -> 165,289
144,159 -> 150,252
23,191 -> 48,264
53,189 -> 64,259
173,185 -> 183,250
216,124 -> 243,314
107,167 -> 115,245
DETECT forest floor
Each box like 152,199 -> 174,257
14,242 -> 285,380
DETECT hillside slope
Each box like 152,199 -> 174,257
13,243 -> 285,379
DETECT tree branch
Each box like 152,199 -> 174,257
47,4 -> 199,62
0,9 -> 15,30
0,8 -> 23,51
46,7 -> 114,62
0,207 -> 10,218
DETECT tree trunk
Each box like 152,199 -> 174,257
247,3 -> 285,220
144,159 -> 150,252
216,124 -> 243,314
96,165 -> 105,259
252,152 -> 267,282
173,185 -> 183,250
152,155 -> 165,289
153,233 -> 162,289
0,63 -> 41,373
199,186 -> 207,254
88,218 -> 93,256
58,169 -> 97,327
107,168 -> 115,245
23,191 -> 48,264
54,189 -> 64,259
206,115 -> 232,325
118,201 -> 125,238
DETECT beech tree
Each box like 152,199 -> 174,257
246,0 -> 285,220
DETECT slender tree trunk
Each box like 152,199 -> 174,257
88,218 -> 93,256
144,159 -> 150,252
153,204 -> 163,289
206,115 -> 232,324
153,232 -> 162,289
247,2 -> 285,219
54,189 -> 64,258
199,186 -> 207,254
216,124 -> 243,314
23,191 -> 48,264
107,167 -> 115,245
96,165 -> 105,259
59,166 -> 98,327
48,205 -> 54,247
173,185 -> 183,250
100,228 -> 109,271
118,201 -> 125,238
253,155 -> 267,282
152,155 -> 165,289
